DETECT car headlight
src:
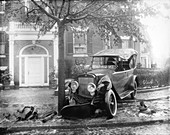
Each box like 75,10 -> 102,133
70,81 -> 79,93
87,82 -> 96,93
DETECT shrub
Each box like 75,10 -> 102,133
71,64 -> 90,79
49,67 -> 58,81
134,67 -> 170,88
0,69 -> 12,84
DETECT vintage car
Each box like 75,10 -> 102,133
61,48 -> 139,118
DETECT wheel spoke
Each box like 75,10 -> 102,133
106,90 -> 117,117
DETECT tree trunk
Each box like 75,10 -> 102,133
57,23 -> 65,114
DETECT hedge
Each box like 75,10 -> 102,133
134,67 -> 170,88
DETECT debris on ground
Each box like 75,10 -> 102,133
138,101 -> 156,115
13,106 -> 38,121
0,105 -> 58,127
40,110 -> 57,123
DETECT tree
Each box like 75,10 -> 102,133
4,0 -> 156,113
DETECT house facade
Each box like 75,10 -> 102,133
4,22 -> 152,88
6,22 -> 58,88
5,23 -> 106,88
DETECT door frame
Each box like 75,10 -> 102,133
19,44 -> 50,87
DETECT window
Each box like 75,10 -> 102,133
0,1 -> 5,13
0,44 -> 5,54
73,32 -> 87,54
66,27 -> 93,56
122,39 -> 129,49
121,36 -> 130,49
0,32 -> 5,55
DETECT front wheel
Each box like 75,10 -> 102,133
130,81 -> 137,99
105,90 -> 117,118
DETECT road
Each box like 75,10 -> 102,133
4,87 -> 170,135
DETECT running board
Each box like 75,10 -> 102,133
119,90 -> 134,99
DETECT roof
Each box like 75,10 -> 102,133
93,49 -> 138,59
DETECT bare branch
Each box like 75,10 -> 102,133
90,3 -> 107,14
72,0 -> 96,17
27,8 -> 39,15
65,0 -> 71,17
68,14 -> 90,22
40,0 -> 54,15
31,0 -> 60,22
59,0 -> 66,18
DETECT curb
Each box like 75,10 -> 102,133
137,86 -> 170,93
1,118 -> 170,134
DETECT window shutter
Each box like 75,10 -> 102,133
66,31 -> 73,54
87,30 -> 93,54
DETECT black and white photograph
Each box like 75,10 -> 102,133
0,0 -> 170,134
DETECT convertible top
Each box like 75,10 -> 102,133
93,49 -> 138,60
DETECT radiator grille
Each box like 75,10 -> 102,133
78,77 -> 94,97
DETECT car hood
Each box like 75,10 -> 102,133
87,68 -> 113,76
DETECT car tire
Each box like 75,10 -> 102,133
105,90 -> 117,118
130,81 -> 137,99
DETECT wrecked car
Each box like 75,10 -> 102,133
61,49 -> 139,119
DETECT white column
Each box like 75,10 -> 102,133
145,56 -> 148,68
9,36 -> 15,85
53,37 -> 58,71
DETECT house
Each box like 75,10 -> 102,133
0,0 -> 152,89
4,24 -> 152,89
6,24 -> 105,88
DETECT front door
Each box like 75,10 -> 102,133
27,57 -> 43,86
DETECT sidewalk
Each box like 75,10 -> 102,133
0,87 -> 170,133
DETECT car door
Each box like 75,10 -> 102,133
111,70 -> 128,95
111,56 -> 135,98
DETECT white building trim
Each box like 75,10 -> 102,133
53,37 -> 58,71
7,21 -> 59,87
19,44 -> 50,87
19,44 -> 49,56
8,35 -> 15,86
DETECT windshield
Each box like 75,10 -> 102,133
91,56 -> 118,70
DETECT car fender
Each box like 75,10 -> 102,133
97,75 -> 112,91
125,75 -> 138,90
97,75 -> 120,100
